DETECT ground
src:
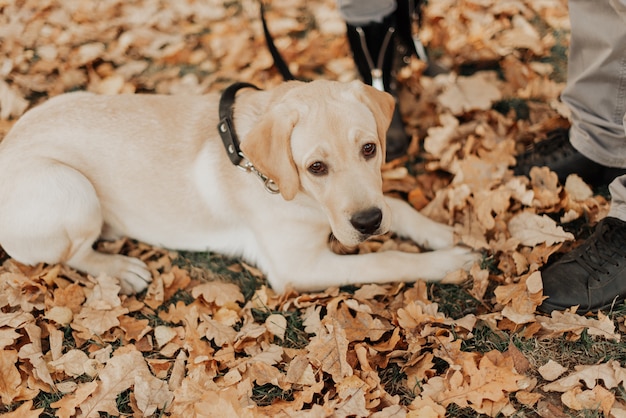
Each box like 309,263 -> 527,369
1,0 -> 626,417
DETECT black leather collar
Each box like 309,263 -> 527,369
216,82 -> 280,194
217,82 -> 261,166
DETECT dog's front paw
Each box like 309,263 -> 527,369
416,223 -> 455,250
438,246 -> 481,275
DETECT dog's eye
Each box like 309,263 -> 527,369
362,143 -> 377,159
308,161 -> 328,175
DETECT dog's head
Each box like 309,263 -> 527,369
241,80 -> 395,247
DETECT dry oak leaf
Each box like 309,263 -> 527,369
529,166 -> 562,208
515,390 -> 543,407
370,404 -> 409,418
18,323 -> 55,388
0,400 -> 43,418
542,360 -> 626,392
0,328 -> 20,350
191,281 -> 245,308
423,112 -> 459,157
397,300 -> 446,330
495,15 -> 543,55
561,385 -> 615,416
245,361 -> 286,388
433,350 -> 522,413
154,325 -> 179,348
565,174 -> 593,201
537,310 -> 620,340
307,319 -> 353,383
508,212 -> 574,246
265,313 -> 287,340
119,315 -> 152,343
49,381 -> 99,418
437,72 -> 503,115
286,354 -> 317,385
84,274 -> 124,309
332,374 -> 371,418
0,349 -> 22,405
538,359 -> 568,381
79,347 -> 160,417
0,79 -> 29,120
474,188 -> 512,230
44,306 -> 74,325
134,372 -> 175,416
48,349 -> 98,378
331,300 -> 392,342
494,271 -> 543,324
202,315 -> 237,346
408,394 -> 447,417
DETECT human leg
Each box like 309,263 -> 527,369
514,0 -> 626,186
335,0 -> 408,160
529,0 -> 626,313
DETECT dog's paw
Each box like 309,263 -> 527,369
449,246 -> 481,270
413,223 -> 455,250
434,246 -> 480,275
100,254 -> 152,294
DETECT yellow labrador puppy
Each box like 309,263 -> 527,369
0,80 -> 476,294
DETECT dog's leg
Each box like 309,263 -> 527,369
268,245 -> 478,293
385,196 -> 457,250
0,161 -> 151,293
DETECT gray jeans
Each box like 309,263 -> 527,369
334,0 -> 395,25
336,0 -> 626,221
562,0 -> 626,221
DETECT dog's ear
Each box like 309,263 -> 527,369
350,81 -> 395,158
240,107 -> 300,201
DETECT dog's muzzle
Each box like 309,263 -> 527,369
350,207 -> 383,236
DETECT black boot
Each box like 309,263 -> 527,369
539,216 -> 626,313
514,128 -> 626,187
345,15 -> 409,161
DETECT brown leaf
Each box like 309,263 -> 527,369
561,385 -> 615,416
79,348 -> 153,417
542,360 -> 626,392
508,212 -> 574,247
286,354 -> 317,385
307,319 -> 352,383
191,281 -> 244,308
538,310 -> 620,340
0,350 -> 22,405
0,400 -> 43,417
134,372 -> 174,416
538,360 -> 568,381
0,79 -> 29,119
49,381 -> 98,418
333,375 -> 370,417
48,349 -> 98,378
438,73 -> 503,115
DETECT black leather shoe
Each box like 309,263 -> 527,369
385,105 -> 409,161
514,128 -> 626,187
539,217 -> 626,313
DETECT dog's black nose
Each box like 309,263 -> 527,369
350,208 -> 383,235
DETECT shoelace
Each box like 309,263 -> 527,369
574,220 -> 626,279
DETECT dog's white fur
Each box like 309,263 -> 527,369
0,80 -> 476,294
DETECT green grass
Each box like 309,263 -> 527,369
251,307 -> 312,349
379,362 -> 416,405
251,383 -> 294,407
173,251 -> 266,301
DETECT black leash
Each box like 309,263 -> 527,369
259,1 -> 296,81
